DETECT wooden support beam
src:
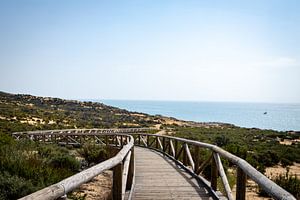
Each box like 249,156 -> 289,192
113,163 -> 123,200
170,140 -> 175,157
122,151 -> 131,198
211,156 -> 218,191
213,153 -> 233,200
140,136 -> 147,147
197,154 -> 212,175
236,167 -> 247,200
146,135 -> 150,147
138,135 -> 141,145
117,136 -> 121,147
120,136 -> 123,147
194,146 -> 200,173
105,135 -> 108,146
126,148 -> 134,190
149,137 -> 155,147
168,139 -> 171,155
182,143 -> 188,166
162,137 -> 166,152
184,143 -> 194,170
157,137 -> 163,150
175,144 -> 184,160
174,140 -> 178,158
165,142 -> 170,154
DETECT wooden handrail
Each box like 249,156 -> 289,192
12,128 -> 152,137
13,129 -> 296,200
131,133 -> 296,200
17,133 -> 135,200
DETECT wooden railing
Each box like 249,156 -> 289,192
13,129 -> 296,200
132,133 -> 296,200
15,131 -> 138,200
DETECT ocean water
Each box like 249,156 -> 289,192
99,100 -> 300,131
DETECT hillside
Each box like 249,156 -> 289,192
0,91 -> 300,199
0,91 -> 162,133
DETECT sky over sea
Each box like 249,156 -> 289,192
0,0 -> 300,103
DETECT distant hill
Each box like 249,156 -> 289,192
0,91 -> 165,134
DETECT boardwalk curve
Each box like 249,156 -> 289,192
12,128 -> 297,200
133,147 -> 215,200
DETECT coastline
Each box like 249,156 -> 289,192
99,99 -> 300,132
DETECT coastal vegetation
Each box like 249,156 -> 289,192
0,91 -> 299,198
168,125 -> 300,197
0,133 -> 80,200
169,125 -> 300,172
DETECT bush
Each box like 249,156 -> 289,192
273,169 -> 300,199
0,139 -> 80,199
48,154 -> 80,171
77,143 -> 108,166
0,171 -> 36,200
0,132 -> 16,146
259,169 -> 300,199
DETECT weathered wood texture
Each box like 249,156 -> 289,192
14,129 -> 297,200
132,147 -> 214,200
132,133 -> 297,200
19,135 -> 135,200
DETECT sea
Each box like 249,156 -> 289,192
97,100 -> 300,132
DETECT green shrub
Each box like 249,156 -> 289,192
273,169 -> 300,199
0,133 -> 15,146
48,154 -> 80,171
259,169 -> 300,199
77,143 -> 107,166
0,171 -> 36,200
0,140 -> 80,199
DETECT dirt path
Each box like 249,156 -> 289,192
70,170 -> 112,200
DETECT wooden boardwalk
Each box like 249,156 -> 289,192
132,147 -> 216,200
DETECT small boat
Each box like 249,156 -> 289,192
263,112 -> 267,115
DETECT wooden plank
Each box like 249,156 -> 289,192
133,147 -> 214,200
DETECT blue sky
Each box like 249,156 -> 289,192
0,0 -> 300,103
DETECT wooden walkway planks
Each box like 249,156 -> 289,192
132,147 -> 215,200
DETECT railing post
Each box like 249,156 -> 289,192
194,146 -> 200,173
162,137 -> 166,152
168,139 -> 171,155
155,137 -> 159,149
183,143 -> 188,166
175,140 -> 178,158
236,167 -> 247,200
113,163 -> 123,200
105,135 -> 108,146
126,148 -> 134,190
211,157 -> 218,191
147,135 -> 150,147
138,135 -> 141,145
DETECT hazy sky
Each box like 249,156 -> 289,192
0,0 -> 300,103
